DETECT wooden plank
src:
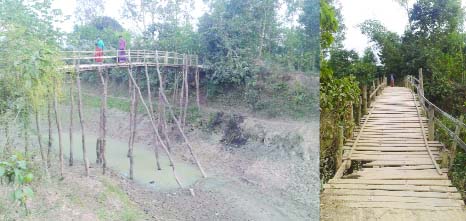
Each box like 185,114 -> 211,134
328,179 -> 452,186
323,188 -> 462,199
351,147 -> 438,152
323,183 -> 456,192
363,160 -> 438,166
322,195 -> 464,206
338,202 -> 462,210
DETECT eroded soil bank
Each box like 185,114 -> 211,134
55,98 -> 320,220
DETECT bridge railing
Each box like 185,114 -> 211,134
331,76 -> 387,179
407,71 -> 466,168
60,50 -> 199,67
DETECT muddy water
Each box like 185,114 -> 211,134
54,133 -> 202,190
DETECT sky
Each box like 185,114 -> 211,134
340,0 -> 466,55
51,0 -> 208,33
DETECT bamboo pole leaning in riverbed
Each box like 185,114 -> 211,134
154,52 -> 207,178
127,65 -> 184,188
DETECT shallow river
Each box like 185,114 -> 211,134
55,133 -> 202,190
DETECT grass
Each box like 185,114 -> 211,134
98,177 -> 146,221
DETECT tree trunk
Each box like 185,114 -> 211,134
53,82 -> 64,178
69,75 -> 75,166
76,71 -> 90,176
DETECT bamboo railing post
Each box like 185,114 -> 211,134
404,75 -> 408,88
450,115 -> 464,169
355,96 -> 362,126
419,68 -> 424,106
195,65 -> 200,110
427,105 -> 435,141
336,125 -> 344,170
375,78 -> 380,96
165,51 -> 168,65
362,85 -> 368,115
346,102 -> 354,138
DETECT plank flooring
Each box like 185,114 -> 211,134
321,87 -> 465,211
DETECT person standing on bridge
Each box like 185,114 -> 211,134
390,74 -> 395,87
118,35 -> 127,63
95,37 -> 105,63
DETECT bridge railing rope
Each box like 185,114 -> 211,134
60,50 -> 199,68
406,69 -> 465,169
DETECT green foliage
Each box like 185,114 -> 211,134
0,153 -> 35,214
0,0 -> 64,135
68,16 -> 131,51
320,0 -> 339,50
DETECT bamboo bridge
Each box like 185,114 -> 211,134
61,50 -> 201,71
56,49 -> 207,184
321,70 -> 466,219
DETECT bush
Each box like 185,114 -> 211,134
0,153 -> 35,215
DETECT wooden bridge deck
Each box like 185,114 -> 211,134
321,87 -> 465,212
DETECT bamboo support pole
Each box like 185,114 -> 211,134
76,58 -> 90,176
52,80 -> 64,178
69,74 -> 75,166
128,79 -> 136,179
179,59 -> 185,119
336,125 -> 344,170
356,96 -> 362,126
362,85 -> 368,115
144,64 -> 161,170
428,105 -> 435,141
183,60 -> 189,126
47,93 -> 52,168
195,66 -> 200,110
98,67 -> 108,174
35,109 -> 49,179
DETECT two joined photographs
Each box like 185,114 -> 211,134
0,0 -> 465,220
